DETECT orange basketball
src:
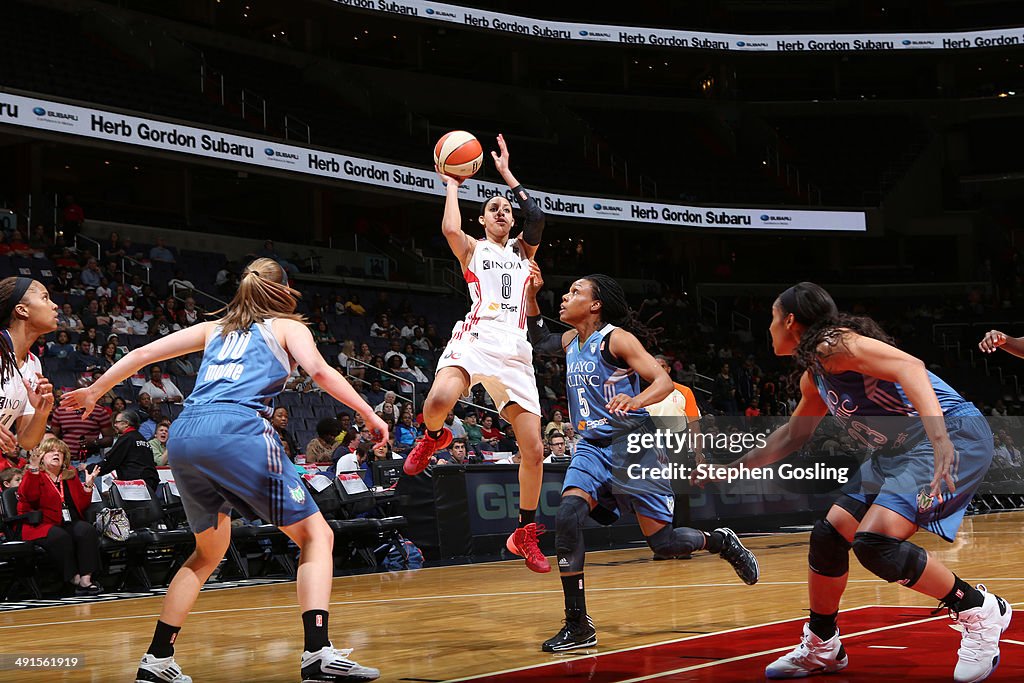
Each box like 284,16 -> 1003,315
433,130 -> 483,179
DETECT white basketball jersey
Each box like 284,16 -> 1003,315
455,237 -> 532,339
0,350 -> 41,431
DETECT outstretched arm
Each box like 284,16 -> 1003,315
492,134 -> 544,260
979,329 -> 1024,359
439,171 -> 476,270
61,323 -> 214,416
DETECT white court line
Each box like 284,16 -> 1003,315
1002,639 -> 1024,646
868,645 -> 907,649
448,602 -> 1024,683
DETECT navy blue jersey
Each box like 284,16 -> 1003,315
813,368 -> 969,450
566,325 -> 648,442
186,319 -> 293,416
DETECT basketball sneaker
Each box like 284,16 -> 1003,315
506,522 -> 551,573
715,527 -> 759,585
764,623 -> 848,679
402,427 -> 452,476
135,654 -> 192,683
952,585 -> 1012,683
301,645 -> 380,682
542,612 -> 597,652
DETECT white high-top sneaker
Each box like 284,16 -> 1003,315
953,585 -> 1012,683
301,644 -> 380,682
765,622 -> 848,679
135,654 -> 192,683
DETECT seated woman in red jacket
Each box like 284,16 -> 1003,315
19,437 -> 103,595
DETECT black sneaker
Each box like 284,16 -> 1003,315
542,612 -> 597,652
715,527 -> 759,585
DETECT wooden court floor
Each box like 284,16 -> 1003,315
2,511 -> 1024,682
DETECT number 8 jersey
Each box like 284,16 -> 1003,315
454,237 -> 532,339
566,324 -> 649,442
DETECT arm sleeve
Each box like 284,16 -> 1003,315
527,315 -> 564,355
513,186 -> 546,247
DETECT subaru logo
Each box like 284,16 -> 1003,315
579,30 -> 588,36
737,41 -> 745,46
426,7 -> 433,13
264,148 -> 275,156
32,107 -> 45,116
902,39 -> 911,45
760,214 -> 770,221
593,203 -> 602,210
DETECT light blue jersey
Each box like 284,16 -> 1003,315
186,319 -> 293,416
565,324 -> 648,443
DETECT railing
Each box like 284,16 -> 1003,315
346,356 -> 417,410
170,282 -> 227,313
241,88 -> 268,130
120,255 -> 151,285
284,114 -> 311,144
763,144 -> 822,205
699,296 -> 718,327
731,311 -> 751,334
74,234 -> 102,261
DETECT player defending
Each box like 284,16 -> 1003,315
64,259 -> 387,683
525,262 -> 759,652
719,282 -> 1005,682
403,134 -> 549,572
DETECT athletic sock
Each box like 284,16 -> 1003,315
426,428 -> 443,440
302,610 -> 331,653
518,508 -> 536,528
808,610 -> 838,640
147,620 -> 181,659
561,574 -> 586,618
942,576 -> 984,611
704,530 -> 725,554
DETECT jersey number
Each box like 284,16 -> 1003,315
217,331 -> 252,361
576,388 -> 590,417
501,273 -> 512,300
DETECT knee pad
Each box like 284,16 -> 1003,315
555,495 -> 589,574
808,519 -> 852,578
646,525 -> 704,558
852,531 -> 928,587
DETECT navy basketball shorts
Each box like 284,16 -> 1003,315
168,403 -> 319,534
562,421 -> 675,525
843,406 -> 992,542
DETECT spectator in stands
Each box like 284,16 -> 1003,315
98,341 -> 120,371
436,438 -> 469,465
95,298 -> 113,328
463,412 -> 483,446
271,407 -> 299,461
562,424 -> 578,455
61,195 -> 84,245
411,327 -> 432,351
0,447 -> 26,470
370,313 -> 396,338
109,304 -> 130,335
79,299 -> 101,329
383,340 -> 407,368
20,437 -> 102,595
133,392 -> 153,423
128,308 -> 148,335
80,258 -> 102,289
305,418 -> 342,464
110,396 -> 128,415
364,379 -> 385,408
28,225 -> 50,254
312,321 -> 336,344
96,411 -> 160,493
149,237 -> 175,264
496,423 -> 519,454
107,333 -> 129,358
139,405 -> 164,441
543,433 -> 569,463
400,316 -> 418,340
71,339 -> 102,374
335,441 -> 371,479
140,365 -> 184,404
57,302 -> 82,332
712,363 -> 738,415
337,340 -> 361,380
149,310 -> 178,338
167,270 -> 195,294
51,268 -> 74,294
345,295 -> 366,316
121,236 -> 142,260
445,411 -> 466,439
386,356 -> 416,397
46,330 -> 75,361
105,231 -> 124,259
256,239 -> 298,275
96,279 -> 113,300
176,298 -> 202,328
544,410 -> 566,437
0,467 -> 22,490
285,366 -> 315,393
374,391 -> 401,423
480,415 -> 502,445
424,323 -> 442,349
393,412 -> 417,454
336,412 -> 352,441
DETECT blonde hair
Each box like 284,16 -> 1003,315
34,437 -> 75,479
216,258 -> 305,335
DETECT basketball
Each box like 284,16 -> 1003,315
433,130 -> 483,179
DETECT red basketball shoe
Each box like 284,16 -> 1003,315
506,522 -> 551,573
402,428 -> 453,476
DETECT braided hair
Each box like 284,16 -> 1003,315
778,282 -> 893,377
583,274 -> 662,347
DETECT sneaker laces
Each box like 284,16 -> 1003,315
523,524 -> 547,563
